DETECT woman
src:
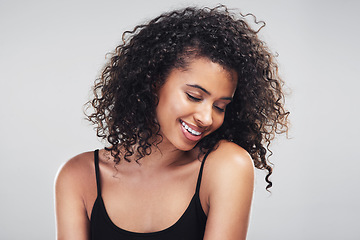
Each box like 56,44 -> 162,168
55,5 -> 289,240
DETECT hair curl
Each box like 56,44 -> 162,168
86,5 -> 289,189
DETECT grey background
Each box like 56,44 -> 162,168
1,0 -> 359,239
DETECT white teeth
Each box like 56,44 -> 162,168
181,121 -> 201,136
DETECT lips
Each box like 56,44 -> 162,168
180,120 -> 204,141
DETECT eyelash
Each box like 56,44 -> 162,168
215,106 -> 225,112
185,93 -> 225,113
186,93 -> 201,102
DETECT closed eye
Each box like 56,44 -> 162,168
186,93 -> 201,102
187,93 -> 226,112
214,105 -> 225,112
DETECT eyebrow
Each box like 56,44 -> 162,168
186,84 -> 233,101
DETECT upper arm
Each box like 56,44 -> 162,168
203,142 -> 254,240
55,155 -> 91,240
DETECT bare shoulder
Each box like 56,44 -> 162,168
56,151 -> 95,180
201,141 -> 254,239
55,151 -> 97,239
200,140 -> 254,211
55,151 -> 95,195
205,140 -> 254,175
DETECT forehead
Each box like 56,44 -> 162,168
164,57 -> 237,96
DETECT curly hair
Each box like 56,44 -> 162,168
86,5 -> 289,190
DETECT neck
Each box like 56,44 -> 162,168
136,141 -> 194,169
108,136 -> 199,172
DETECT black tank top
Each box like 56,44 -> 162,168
90,149 -> 209,240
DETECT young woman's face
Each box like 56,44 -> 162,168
156,57 -> 237,151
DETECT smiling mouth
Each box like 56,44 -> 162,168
180,120 -> 202,136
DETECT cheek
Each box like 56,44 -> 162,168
170,96 -> 188,117
212,114 -> 225,131
156,91 -> 185,122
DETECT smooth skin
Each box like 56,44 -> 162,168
55,57 -> 254,240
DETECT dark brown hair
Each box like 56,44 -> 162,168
86,5 -> 289,189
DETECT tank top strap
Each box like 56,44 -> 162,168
94,149 -> 102,196
195,149 -> 212,194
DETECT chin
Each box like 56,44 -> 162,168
172,140 -> 199,152
174,143 -> 197,152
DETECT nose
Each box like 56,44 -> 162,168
194,104 -> 213,127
